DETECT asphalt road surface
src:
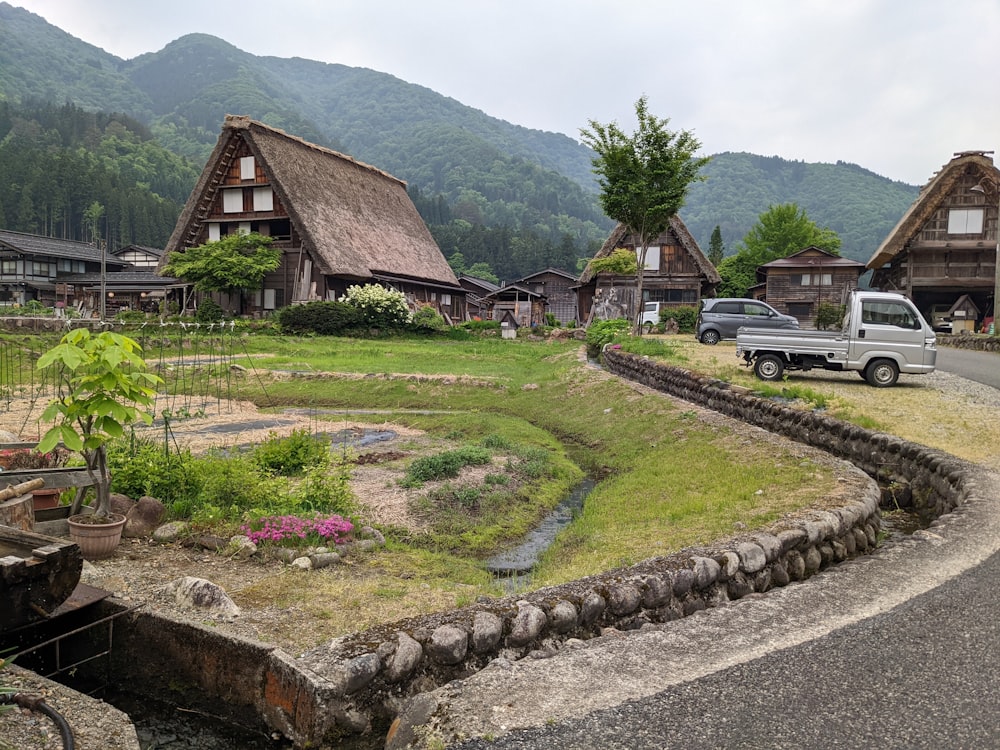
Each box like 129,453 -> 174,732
935,345 -> 1000,389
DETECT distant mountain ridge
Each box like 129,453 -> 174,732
0,2 -> 920,269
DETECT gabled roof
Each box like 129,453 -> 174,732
517,268 -> 578,283
112,244 -> 163,258
483,283 -> 546,301
0,230 -> 127,267
164,115 -> 458,288
867,151 -> 1000,270
578,216 -> 720,285
760,246 -> 865,269
458,275 -> 501,294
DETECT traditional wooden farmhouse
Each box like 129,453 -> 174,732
576,217 -> 720,324
0,231 -> 176,316
515,268 -> 578,325
867,150 -> 1000,328
751,247 -> 865,328
161,115 -> 464,319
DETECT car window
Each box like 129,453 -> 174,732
743,303 -> 772,317
861,301 -> 920,329
713,301 -> 741,314
644,302 -> 657,313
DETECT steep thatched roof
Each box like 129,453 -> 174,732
578,216 -> 720,285
163,115 -> 458,287
867,151 -> 1000,270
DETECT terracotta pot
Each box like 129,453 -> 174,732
67,512 -> 126,560
32,488 -> 62,511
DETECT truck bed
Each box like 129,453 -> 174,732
736,326 -> 849,358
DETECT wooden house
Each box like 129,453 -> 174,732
481,283 -> 547,328
576,217 -> 720,324
457,274 -> 500,320
112,244 -> 163,269
753,247 -> 865,327
515,268 -> 579,325
867,150 -> 1000,327
161,115 -> 464,319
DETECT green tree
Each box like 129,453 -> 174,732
37,330 -> 162,520
161,232 -> 281,314
708,224 -> 725,266
466,262 -> 499,284
581,95 -> 709,333
448,251 -> 467,276
717,203 -> 841,298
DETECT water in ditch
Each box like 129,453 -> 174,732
485,478 -> 595,590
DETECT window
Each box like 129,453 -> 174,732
861,300 -> 919,329
790,273 -> 832,286
238,222 -> 252,235
1,260 -> 15,274
743,302 -> 773,317
441,294 -> 452,306
788,303 -> 812,318
223,189 -> 243,213
208,224 -> 221,242
637,246 -> 660,271
714,301 -> 741,314
253,187 -> 273,212
263,288 -> 277,310
240,156 -> 255,181
948,208 -> 984,234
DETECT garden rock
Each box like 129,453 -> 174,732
110,493 -> 134,516
428,624 -> 468,665
123,496 -> 166,538
163,576 -> 241,621
152,521 -> 188,543
291,557 -> 312,570
227,535 -> 257,560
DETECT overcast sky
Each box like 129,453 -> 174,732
11,0 -> 1000,186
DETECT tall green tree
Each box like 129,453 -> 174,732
708,224 -> 725,266
161,232 -> 281,314
581,95 -> 710,332
717,203 -> 841,297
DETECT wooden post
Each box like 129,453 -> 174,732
0,494 -> 35,531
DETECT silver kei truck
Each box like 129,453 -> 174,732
735,290 -> 937,387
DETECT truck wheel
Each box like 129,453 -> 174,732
753,354 -> 785,381
865,358 -> 899,387
700,330 -> 721,345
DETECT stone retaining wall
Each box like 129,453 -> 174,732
937,333 -> 1000,352
97,349 -> 977,747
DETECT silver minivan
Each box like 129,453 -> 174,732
697,298 -> 799,344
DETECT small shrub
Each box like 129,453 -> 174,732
194,298 -> 226,323
277,300 -> 363,335
411,305 -> 448,332
461,319 -> 502,334
586,318 -> 631,357
587,248 -> 638,276
290,456 -> 356,516
342,284 -> 412,329
240,513 -> 354,547
402,446 -> 493,486
661,305 -> 699,333
252,429 -> 329,476
816,302 -> 846,330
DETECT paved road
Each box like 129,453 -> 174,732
936,345 -> 1000,389
409,347 -> 1000,750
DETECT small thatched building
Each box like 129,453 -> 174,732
867,150 -> 1000,327
576,217 -> 719,324
161,115 -> 464,318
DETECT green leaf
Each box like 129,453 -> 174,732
60,425 -> 84,452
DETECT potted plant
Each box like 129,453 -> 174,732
36,329 -> 162,559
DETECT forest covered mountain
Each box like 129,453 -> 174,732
0,2 -> 921,277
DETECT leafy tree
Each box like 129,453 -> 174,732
589,248 -> 638,276
37,330 -> 162,520
448,251 -> 467,276
466,262 -> 499,284
581,95 -> 709,333
161,232 -> 281,314
708,225 -> 725,266
717,203 -> 841,298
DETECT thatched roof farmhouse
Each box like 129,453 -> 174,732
162,115 -> 463,318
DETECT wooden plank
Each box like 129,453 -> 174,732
0,467 -> 95,489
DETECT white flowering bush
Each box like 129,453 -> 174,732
343,284 -> 413,329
